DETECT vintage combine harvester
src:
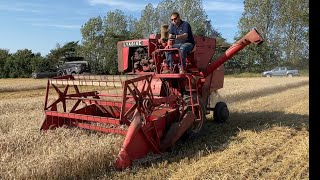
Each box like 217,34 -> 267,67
40,27 -> 263,170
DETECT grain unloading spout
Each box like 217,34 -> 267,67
200,28 -> 264,78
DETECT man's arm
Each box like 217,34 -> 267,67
170,33 -> 187,40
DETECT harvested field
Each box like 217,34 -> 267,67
0,76 -> 309,179
0,78 -> 48,93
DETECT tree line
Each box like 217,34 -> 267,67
0,0 -> 309,78
227,0 -> 309,73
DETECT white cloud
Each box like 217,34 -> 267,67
31,23 -> 81,29
87,0 -> 155,12
0,5 -> 41,13
19,18 -> 81,29
203,1 -> 243,12
0,2 -> 42,13
18,17 -> 49,22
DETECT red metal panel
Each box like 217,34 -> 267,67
45,111 -> 121,125
77,123 -> 127,135
122,47 -> 129,71
153,74 -> 186,78
82,99 -> 134,108
207,65 -> 224,91
41,116 -> 65,130
160,111 -> 195,151
193,36 -> 216,70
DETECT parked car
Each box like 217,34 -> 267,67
262,67 -> 299,77
57,61 -> 91,76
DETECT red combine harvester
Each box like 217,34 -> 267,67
40,27 -> 263,170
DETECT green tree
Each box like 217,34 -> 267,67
175,0 -> 216,36
234,0 -> 280,72
138,3 -> 158,38
80,10 -> 141,74
30,55 -> 48,73
4,49 -> 40,77
276,0 -> 309,68
79,16 -> 104,74
0,49 -> 10,78
235,0 -> 309,72
103,9 -> 132,74
126,15 -> 142,39
46,41 -> 81,71
154,0 -> 175,32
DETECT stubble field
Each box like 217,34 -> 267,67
0,76 -> 309,179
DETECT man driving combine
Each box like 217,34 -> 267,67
165,12 -> 195,73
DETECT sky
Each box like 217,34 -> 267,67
0,0 -> 244,56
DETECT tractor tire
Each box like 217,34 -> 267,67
31,73 -> 37,79
214,101 -> 229,123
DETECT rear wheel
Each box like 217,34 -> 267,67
214,101 -> 229,123
31,73 -> 37,79
287,73 -> 293,77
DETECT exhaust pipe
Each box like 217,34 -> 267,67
200,28 -> 264,78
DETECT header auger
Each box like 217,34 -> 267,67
40,27 -> 263,170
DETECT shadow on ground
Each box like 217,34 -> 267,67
212,79 -> 309,104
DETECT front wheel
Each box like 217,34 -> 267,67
214,101 -> 229,123
190,99 -> 206,133
180,96 -> 206,140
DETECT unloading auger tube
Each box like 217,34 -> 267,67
39,28 -> 264,171
200,28 -> 263,78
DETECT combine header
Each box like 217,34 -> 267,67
40,27 -> 263,170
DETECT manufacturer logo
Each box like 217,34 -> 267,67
123,41 -> 143,47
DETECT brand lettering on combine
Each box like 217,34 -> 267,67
123,41 -> 143,47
